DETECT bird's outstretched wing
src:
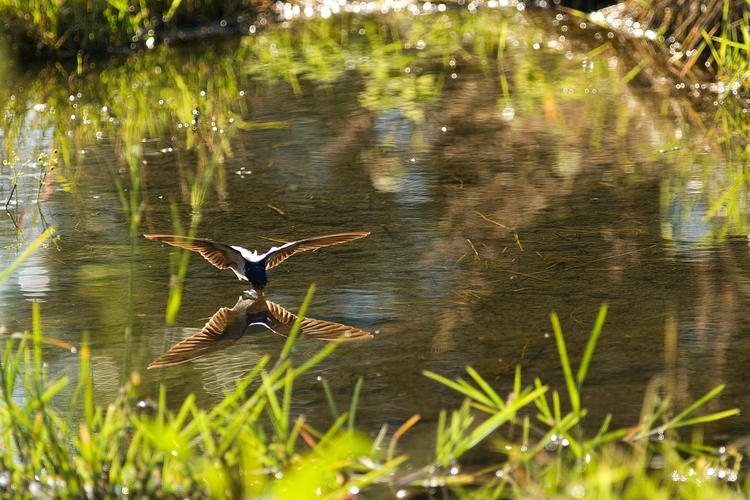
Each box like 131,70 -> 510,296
263,232 -> 370,270
144,234 -> 244,271
147,305 -> 246,369
265,300 -> 373,342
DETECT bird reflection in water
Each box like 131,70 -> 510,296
148,295 -> 372,369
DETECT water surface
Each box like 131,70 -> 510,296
1,5 -> 748,463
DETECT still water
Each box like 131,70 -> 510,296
1,4 -> 748,462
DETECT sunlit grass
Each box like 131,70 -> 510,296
0,0 -> 249,56
563,2 -> 750,244
419,305 -> 742,498
0,287 -> 403,497
657,3 -> 750,243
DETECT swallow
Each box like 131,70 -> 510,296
148,295 -> 372,369
144,232 -> 369,293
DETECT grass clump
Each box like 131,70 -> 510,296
0,291 -> 403,498
416,305 -> 744,498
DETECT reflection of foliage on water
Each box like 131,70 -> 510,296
643,10 -> 750,245
0,46 -> 244,212
660,148 -> 721,250
536,0 -> 750,247
240,8 -> 523,120
0,43 -> 248,379
237,8 -> 530,197
0,6 -> 537,216
1,6 -> 704,304
0,7 -> 530,192
0,151 -> 57,238
0,5 -> 713,278
5,7 -> 750,249
701,94 -> 750,242
659,101 -> 750,246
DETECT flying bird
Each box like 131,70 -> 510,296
148,295 -> 372,369
144,232 -> 369,293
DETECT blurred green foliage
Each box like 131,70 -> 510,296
0,0 -> 260,57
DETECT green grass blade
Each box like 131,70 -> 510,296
522,415 -> 530,447
0,227 -> 55,284
423,370 -> 495,407
456,386 -> 547,457
550,312 -> 580,413
173,394 -> 196,429
348,377 -> 363,433
372,424 -> 388,456
286,415 -> 306,457
321,379 -> 340,420
669,409 -> 740,429
668,384 -> 726,426
587,428 -> 629,448
279,284 -> 316,362
316,413 -> 349,449
534,378 -> 552,419
38,377 -> 68,404
32,302 -> 43,376
455,378 -> 496,407
291,340 -> 339,379
262,372 -> 285,439
576,304 -> 607,384
466,366 -> 504,409
526,412 -> 582,457
282,368 -> 294,436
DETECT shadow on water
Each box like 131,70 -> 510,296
2,4 -> 750,464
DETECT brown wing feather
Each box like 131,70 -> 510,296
144,234 -> 239,270
299,317 -> 373,342
264,301 -> 372,342
147,306 -> 246,369
262,301 -> 298,337
264,232 -> 370,270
